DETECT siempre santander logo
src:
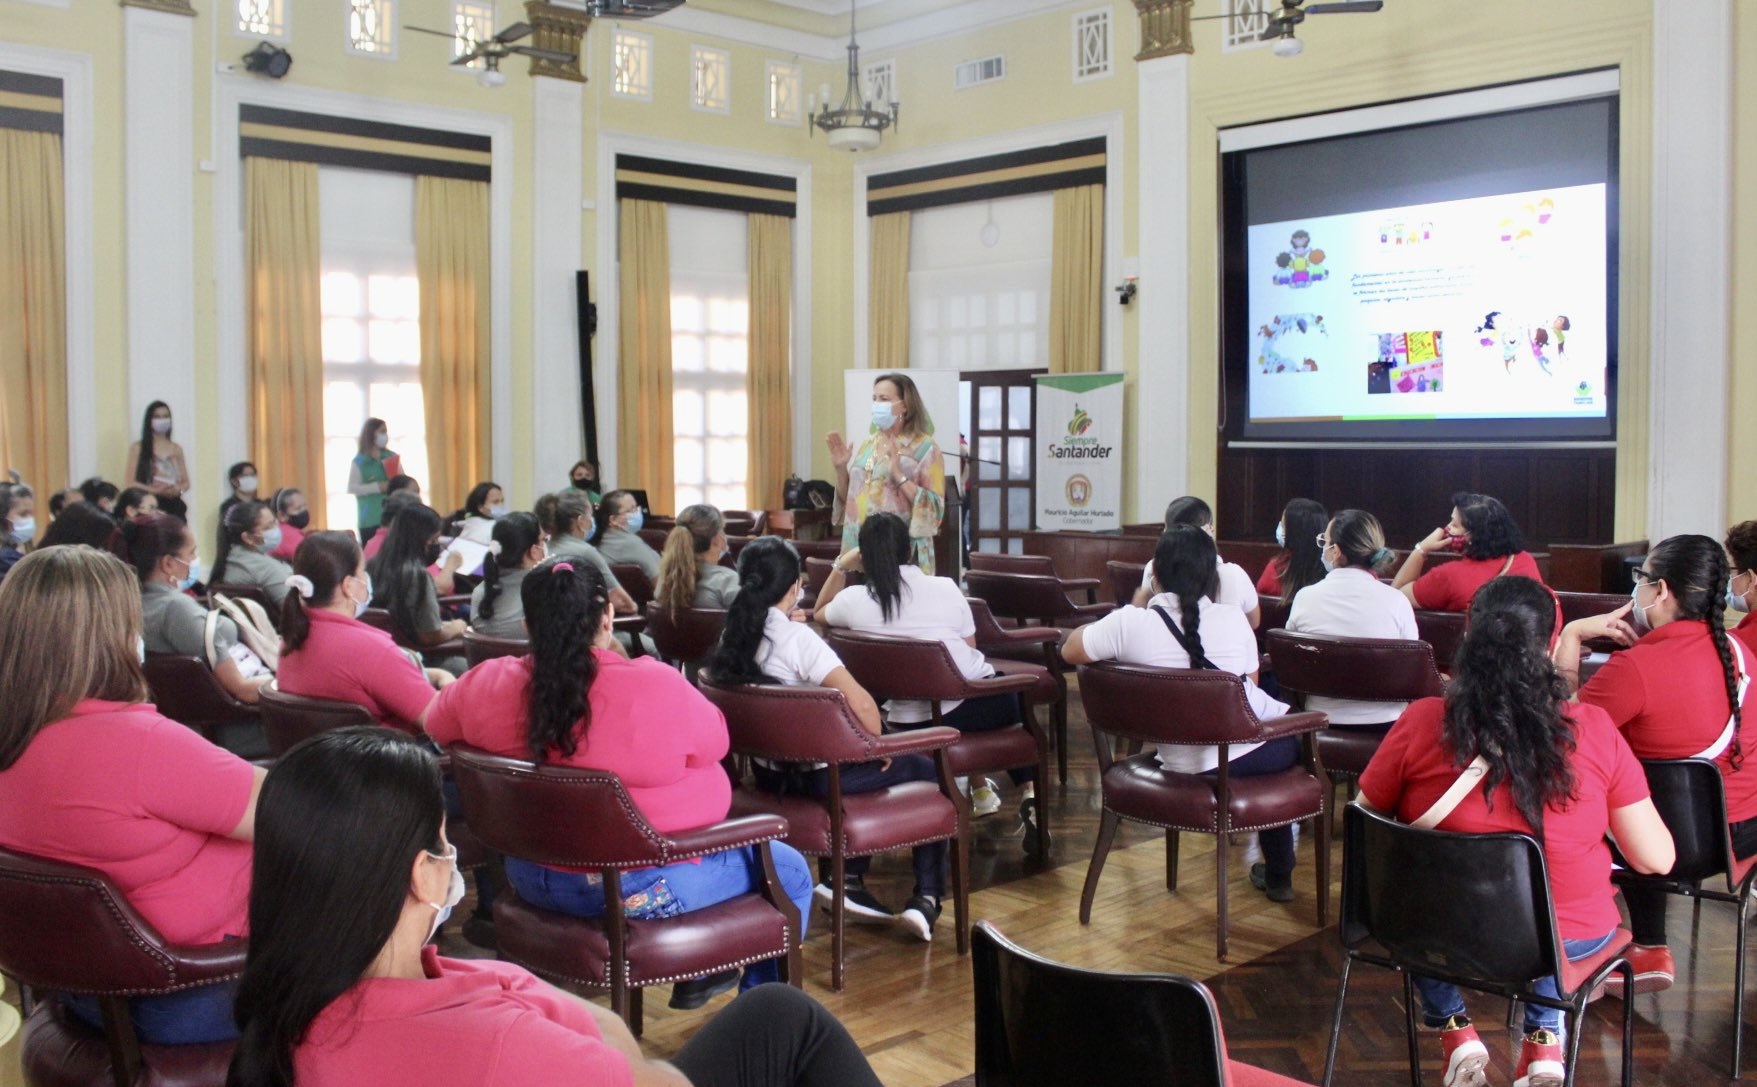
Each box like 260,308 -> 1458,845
1068,406 -> 1094,437
1048,403 -> 1112,461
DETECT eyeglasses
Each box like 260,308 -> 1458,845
1315,534 -> 1331,549
1632,568 -> 1657,584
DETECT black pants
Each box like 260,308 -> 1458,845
1625,813 -> 1757,945
671,982 -> 881,1087
1202,736 -> 1302,881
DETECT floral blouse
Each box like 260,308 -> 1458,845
837,431 -> 946,574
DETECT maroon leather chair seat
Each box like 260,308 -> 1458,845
0,846 -> 243,1087
447,746 -> 800,1036
966,569 -> 1113,631
823,628 -> 1049,861
141,654 -> 265,759
700,679 -> 969,990
643,603 -> 726,669
1077,662 -> 1330,961
462,630 -> 528,668
609,563 -> 655,610
1265,630 -> 1445,782
967,552 -> 1101,604
967,597 -> 1070,784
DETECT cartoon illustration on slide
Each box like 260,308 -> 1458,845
1377,221 -> 1434,247
1475,309 -> 1573,375
1496,195 -> 1557,253
1272,230 -> 1329,287
1256,313 -> 1327,373
1366,331 -> 1444,395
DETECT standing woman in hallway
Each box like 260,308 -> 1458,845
826,372 -> 947,574
127,400 -> 190,520
347,418 -> 402,545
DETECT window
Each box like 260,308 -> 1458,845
347,0 -> 395,56
690,45 -> 731,113
237,0 -> 285,39
668,205 -> 749,510
1073,8 -> 1111,81
1222,0 -> 1272,51
452,0 -> 495,68
953,55 -> 1006,90
766,60 -> 802,125
611,29 -> 653,99
862,59 -> 895,106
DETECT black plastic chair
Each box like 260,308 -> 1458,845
1323,803 -> 1634,1087
1609,758 -> 1757,1078
972,921 -> 1313,1086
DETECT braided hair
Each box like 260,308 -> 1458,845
520,556 -> 609,760
1646,534 -> 1744,769
1152,524 -> 1221,666
708,536 -> 801,686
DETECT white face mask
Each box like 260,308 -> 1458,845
1630,581 -> 1653,632
9,517 -> 35,542
350,572 -> 373,618
423,846 -> 465,943
1320,546 -> 1338,573
487,503 -> 508,519
136,635 -> 146,664
1730,575 -> 1752,614
1274,522 -> 1285,548
374,431 -> 389,449
151,417 -> 173,435
236,475 -> 258,493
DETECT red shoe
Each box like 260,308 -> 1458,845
1513,1028 -> 1564,1087
1599,943 -> 1674,998
1439,1016 -> 1489,1087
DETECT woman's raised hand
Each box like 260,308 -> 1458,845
826,431 -> 852,471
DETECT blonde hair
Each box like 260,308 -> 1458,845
655,504 -> 724,611
876,372 -> 934,438
0,547 -> 149,769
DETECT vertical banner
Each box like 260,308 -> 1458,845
1034,372 -> 1125,531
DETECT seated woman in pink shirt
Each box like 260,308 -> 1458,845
276,531 -> 450,731
0,546 -> 264,1044
426,556 -> 813,1009
228,727 -> 880,1087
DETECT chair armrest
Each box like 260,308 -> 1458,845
422,639 -> 467,658
862,726 -> 963,760
1059,576 -> 1101,602
661,814 -> 791,859
162,939 -> 249,986
962,671 -> 1039,698
613,615 -> 647,632
1258,710 -> 1329,741
980,623 -> 1061,648
1070,602 -> 1114,622
439,594 -> 472,609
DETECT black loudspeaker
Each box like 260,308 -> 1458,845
576,271 -> 599,471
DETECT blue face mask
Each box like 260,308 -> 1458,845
871,401 -> 896,430
10,517 -> 35,543
624,510 -> 644,533
259,526 -> 283,553
355,573 -> 373,618
177,556 -> 201,591
1274,522 -> 1285,547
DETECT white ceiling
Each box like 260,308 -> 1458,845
652,0 -> 1086,61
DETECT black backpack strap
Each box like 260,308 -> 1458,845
1151,605 -> 1218,671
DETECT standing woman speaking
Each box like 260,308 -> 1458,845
826,372 -> 947,574
346,417 -> 402,544
126,400 -> 190,520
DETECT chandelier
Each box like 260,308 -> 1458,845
809,0 -> 898,152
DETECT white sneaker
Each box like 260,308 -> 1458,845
970,778 -> 1002,817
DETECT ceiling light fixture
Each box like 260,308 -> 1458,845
808,0 -> 898,153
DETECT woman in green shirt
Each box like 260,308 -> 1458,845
347,418 -> 403,544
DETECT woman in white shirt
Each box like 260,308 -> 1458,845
709,536 -> 950,942
453,482 -> 506,547
1132,495 -> 1260,627
1285,509 -> 1420,731
1066,525 -> 1301,901
818,511 -> 1037,849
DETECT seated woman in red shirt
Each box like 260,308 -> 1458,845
1554,533 -> 1755,996
1393,492 -> 1544,612
0,546 -> 264,1044
1727,520 -> 1757,633
1254,497 -> 1328,600
425,556 -> 813,1009
1360,576 -> 1673,1087
228,727 -> 880,1087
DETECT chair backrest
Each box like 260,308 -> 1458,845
823,628 -> 974,703
969,553 -> 1056,577
636,527 -> 670,552
1556,591 -> 1631,626
0,846 -> 237,995
1258,593 -> 1291,635
359,606 -> 396,634
700,678 -> 889,763
1413,609 -> 1468,670
1076,662 -> 1266,746
721,510 -> 763,537
790,539 -> 842,562
143,653 -> 256,731
448,746 -> 682,869
643,603 -> 727,666
463,630 -> 528,668
1633,758 -> 1732,884
1266,630 -> 1445,704
258,682 -> 379,755
971,921 -> 1227,1086
1105,561 -> 1145,607
965,596 -> 1018,647
1339,803 -> 1560,988
803,557 -> 838,598
610,563 -> 655,609
966,570 -> 1076,623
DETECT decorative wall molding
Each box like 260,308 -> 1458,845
524,1 -> 591,81
653,0 -> 1088,62
1133,0 -> 1193,61
118,0 -> 195,16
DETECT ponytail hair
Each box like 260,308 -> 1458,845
1152,525 -> 1220,665
857,511 -> 914,622
1646,533 -> 1744,769
709,536 -> 800,686
656,504 -> 724,612
119,514 -> 188,582
520,556 -> 608,760
1162,495 -> 1213,532
212,500 -> 268,584
478,512 -> 541,622
280,532 -> 361,654
1328,508 -> 1397,574
588,490 -> 633,546
1445,575 -> 1575,834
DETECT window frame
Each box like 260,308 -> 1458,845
345,0 -> 398,60
611,28 -> 655,101
690,44 -> 732,114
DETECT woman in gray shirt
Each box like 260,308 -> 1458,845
655,504 -> 740,611
535,490 -> 637,616
469,512 -> 545,640
210,500 -> 294,606
591,489 -> 661,580
123,513 -> 269,704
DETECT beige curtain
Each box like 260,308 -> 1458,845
1049,184 -> 1104,374
416,176 -> 491,513
618,199 -> 675,515
868,211 -> 911,370
0,129 -> 68,494
746,213 -> 792,512
245,158 -> 327,525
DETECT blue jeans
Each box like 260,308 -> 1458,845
63,977 -> 240,1045
505,842 -> 813,989
1414,928 -> 1620,1038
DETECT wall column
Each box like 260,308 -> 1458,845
122,0 -> 197,494
1648,0 -> 1732,539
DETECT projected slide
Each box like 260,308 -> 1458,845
1245,183 -> 1607,428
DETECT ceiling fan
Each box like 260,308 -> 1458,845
404,21 -> 577,86
1192,0 -> 1384,57
579,0 -> 686,14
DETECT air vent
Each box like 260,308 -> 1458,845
954,55 -> 1005,90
